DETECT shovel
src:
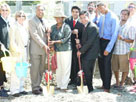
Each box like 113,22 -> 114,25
75,32 -> 88,94
77,56 -> 88,94
44,32 -> 54,95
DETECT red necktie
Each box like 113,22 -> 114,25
73,20 -> 76,27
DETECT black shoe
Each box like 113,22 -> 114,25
68,81 -> 74,85
32,90 -> 41,95
20,91 -> 28,95
12,93 -> 20,97
39,87 -> 43,92
88,87 -> 94,93
133,81 -> 136,85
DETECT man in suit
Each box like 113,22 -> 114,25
0,3 -> 11,97
77,11 -> 99,92
65,6 -> 84,86
29,4 -> 49,95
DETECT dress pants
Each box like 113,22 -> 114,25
82,58 -> 96,92
30,54 -> 46,91
98,39 -> 114,90
70,48 -> 79,84
0,50 -> 8,86
0,63 -> 7,86
56,51 -> 72,89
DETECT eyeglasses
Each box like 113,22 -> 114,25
128,6 -> 135,9
1,9 -> 8,12
18,15 -> 25,18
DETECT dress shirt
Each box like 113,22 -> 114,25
94,10 -> 119,52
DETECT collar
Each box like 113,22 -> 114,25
84,22 -> 89,28
1,16 -> 8,23
16,21 -> 24,27
73,18 -> 78,23
105,10 -> 111,17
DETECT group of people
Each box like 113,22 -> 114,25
0,1 -> 136,98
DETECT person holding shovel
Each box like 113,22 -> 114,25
65,6 -> 84,86
29,4 -> 50,95
49,9 -> 72,92
77,11 -> 99,93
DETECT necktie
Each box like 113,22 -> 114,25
73,20 -> 76,27
100,15 -> 105,38
40,19 -> 46,29
40,19 -> 44,25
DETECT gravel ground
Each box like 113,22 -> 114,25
0,67 -> 136,102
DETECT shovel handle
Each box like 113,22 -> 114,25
47,32 -> 51,87
76,32 -> 82,71
78,56 -> 82,71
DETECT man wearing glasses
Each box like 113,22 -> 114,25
0,3 -> 11,97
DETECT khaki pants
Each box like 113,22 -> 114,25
10,70 -> 25,94
30,54 -> 46,91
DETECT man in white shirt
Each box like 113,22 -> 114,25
87,2 -> 97,23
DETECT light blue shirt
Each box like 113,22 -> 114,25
95,11 -> 119,52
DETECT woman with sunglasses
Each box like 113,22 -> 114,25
9,11 -> 29,97
127,3 -> 136,24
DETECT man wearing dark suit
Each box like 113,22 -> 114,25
65,6 -> 84,85
0,3 -> 10,97
77,11 -> 99,92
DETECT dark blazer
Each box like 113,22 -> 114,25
0,16 -> 9,49
65,16 -> 84,50
80,22 -> 100,60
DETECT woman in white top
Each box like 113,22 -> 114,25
9,11 -> 29,97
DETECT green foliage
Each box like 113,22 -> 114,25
5,1 -> 40,6
5,1 -> 16,6
22,1 -> 40,6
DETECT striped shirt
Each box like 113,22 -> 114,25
113,23 -> 136,55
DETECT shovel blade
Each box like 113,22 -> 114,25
77,86 -> 88,94
44,86 -> 55,95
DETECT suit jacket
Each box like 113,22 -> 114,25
80,22 -> 100,60
29,16 -> 47,55
0,16 -> 9,49
65,16 -> 84,50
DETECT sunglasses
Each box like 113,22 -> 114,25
1,9 -> 8,12
18,15 -> 25,18
128,6 -> 135,9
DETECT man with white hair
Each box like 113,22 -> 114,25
29,4 -> 49,95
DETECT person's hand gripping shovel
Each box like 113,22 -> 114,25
44,30 -> 54,95
75,30 -> 88,94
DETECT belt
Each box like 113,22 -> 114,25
100,38 -> 110,41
